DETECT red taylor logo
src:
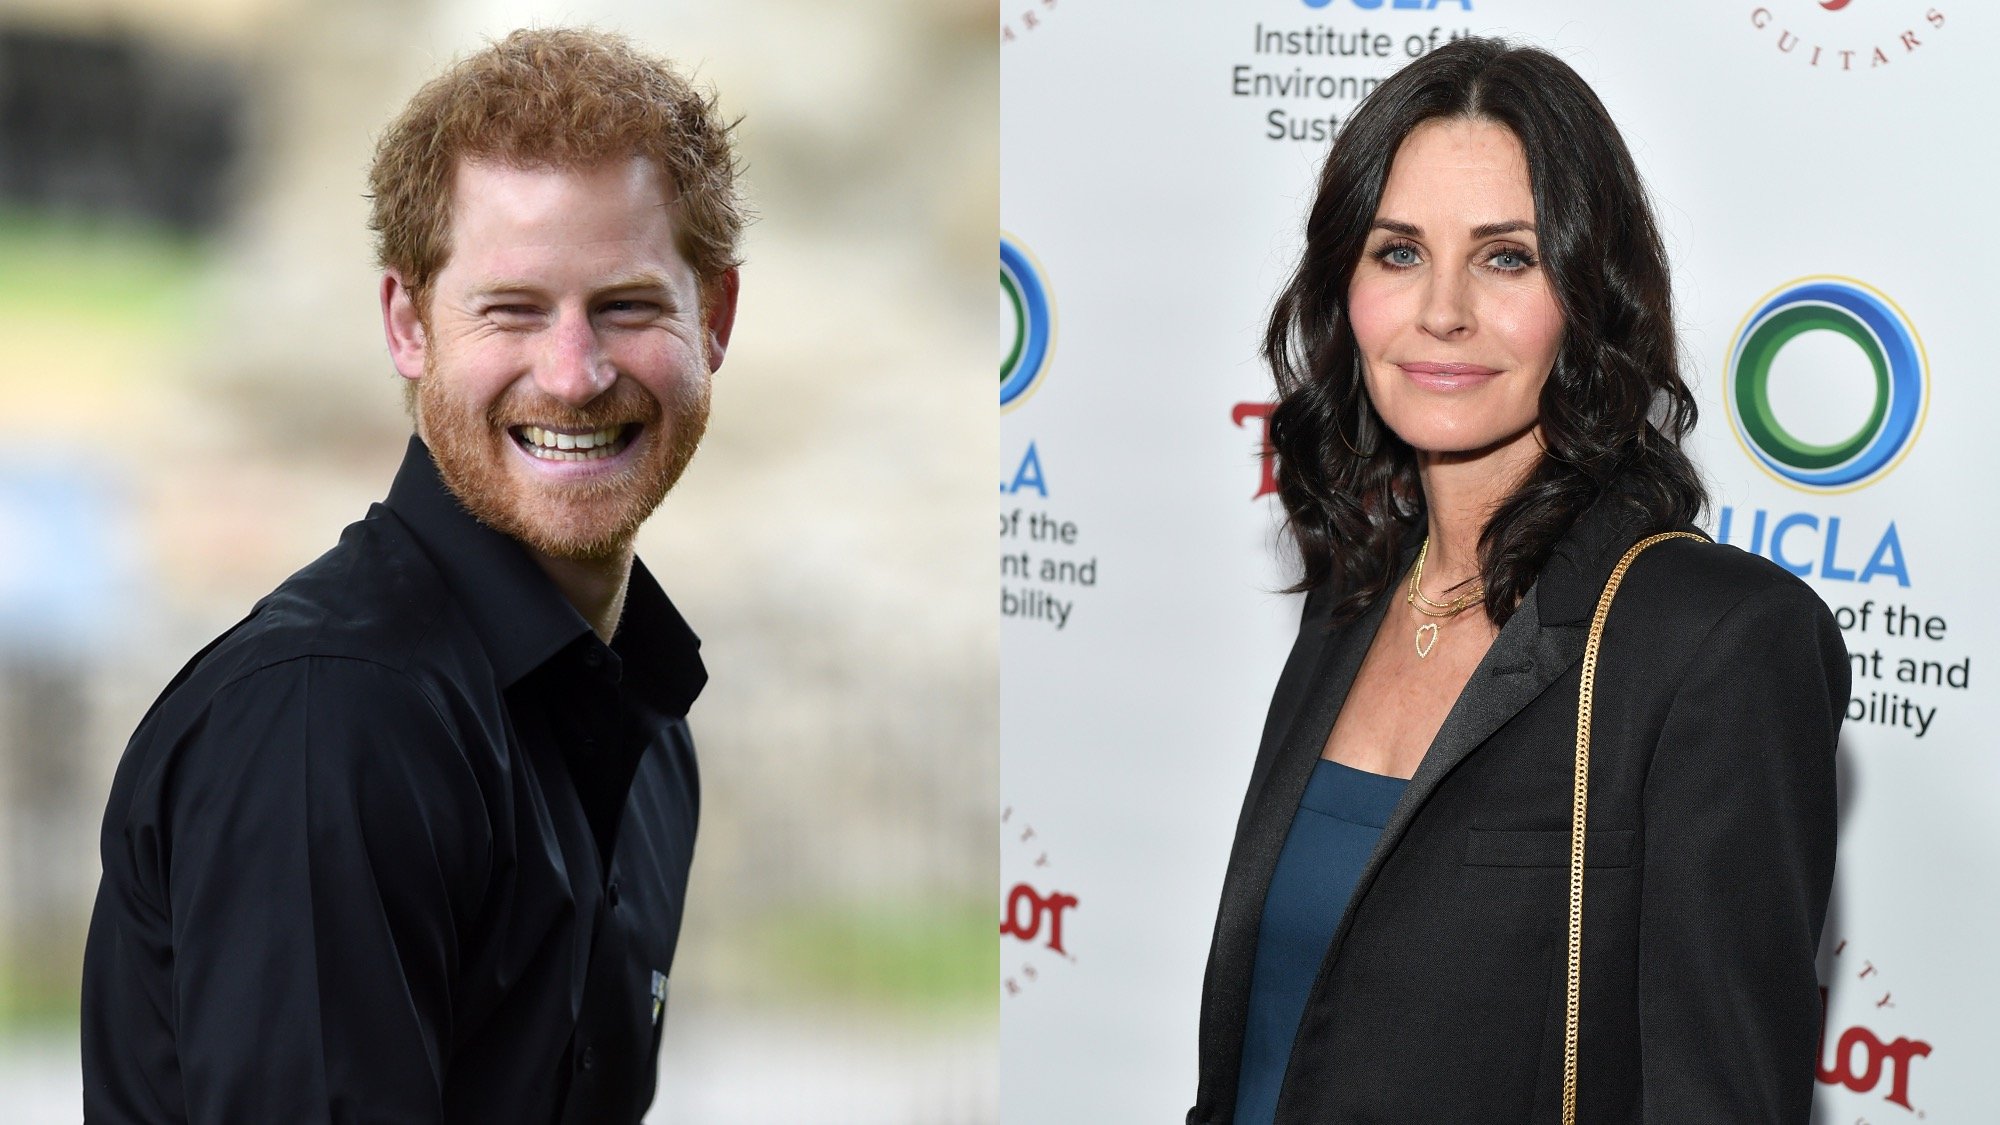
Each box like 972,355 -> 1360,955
1234,401 -> 1278,500
1001,883 -> 1077,955
1748,4 -> 1946,71
1818,938 -> 1933,1115
1000,805 -> 1080,998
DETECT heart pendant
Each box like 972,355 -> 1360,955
1415,623 -> 1439,659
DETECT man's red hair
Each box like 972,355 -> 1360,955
367,27 -> 744,310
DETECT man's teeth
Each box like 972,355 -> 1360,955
517,425 -> 627,461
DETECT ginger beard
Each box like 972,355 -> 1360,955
417,343 -> 711,563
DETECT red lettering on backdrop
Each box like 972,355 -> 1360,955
1817,987 -> 1932,1110
1821,0 -> 1852,10
1001,883 -> 1079,954
1233,402 -> 1277,499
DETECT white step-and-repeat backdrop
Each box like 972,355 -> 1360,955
1001,2 -> 1984,1120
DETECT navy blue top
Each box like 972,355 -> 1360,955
1233,757 -> 1408,1125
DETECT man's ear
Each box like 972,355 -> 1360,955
380,271 -> 428,382
702,267 -> 740,373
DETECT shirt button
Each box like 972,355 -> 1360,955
582,648 -> 604,669
580,1045 -> 595,1071
607,881 -> 621,908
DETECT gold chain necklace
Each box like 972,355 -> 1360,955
1406,537 -> 1483,659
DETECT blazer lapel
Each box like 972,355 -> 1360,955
1236,594 -> 1390,847
1195,587 -> 1393,1118
1318,500 -> 1658,969
1327,585 -> 1585,954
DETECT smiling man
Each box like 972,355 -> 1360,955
82,30 -> 739,1124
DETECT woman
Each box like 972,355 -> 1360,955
1190,39 -> 1848,1124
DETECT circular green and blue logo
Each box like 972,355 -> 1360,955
1001,235 -> 1054,410
1725,277 -> 1926,492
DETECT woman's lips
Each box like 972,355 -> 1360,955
1397,361 -> 1501,389
1398,362 -> 1499,376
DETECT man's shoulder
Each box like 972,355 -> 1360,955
140,506 -> 504,749
213,506 -> 486,681
104,508 -> 507,838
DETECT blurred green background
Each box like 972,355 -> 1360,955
0,0 -> 996,1119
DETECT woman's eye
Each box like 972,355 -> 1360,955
1489,249 -> 1535,271
1380,245 -> 1419,267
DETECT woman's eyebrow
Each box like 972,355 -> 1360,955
1369,219 -> 1538,239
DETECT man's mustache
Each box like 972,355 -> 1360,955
487,381 -> 665,430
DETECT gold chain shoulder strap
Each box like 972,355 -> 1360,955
1562,530 -> 1707,1125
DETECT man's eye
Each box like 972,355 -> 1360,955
602,301 -> 661,317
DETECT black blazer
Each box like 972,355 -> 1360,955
1190,504 -> 1848,1124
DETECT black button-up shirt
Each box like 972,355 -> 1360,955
83,437 -> 705,1124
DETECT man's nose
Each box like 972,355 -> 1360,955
535,308 -> 615,406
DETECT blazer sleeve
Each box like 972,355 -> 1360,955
160,658 -> 489,1124
1637,580 -> 1848,1121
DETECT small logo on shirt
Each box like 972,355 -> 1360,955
650,971 -> 669,1027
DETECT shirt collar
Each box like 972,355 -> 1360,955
614,556 -> 708,718
380,435 -> 707,716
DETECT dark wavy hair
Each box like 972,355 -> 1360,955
1266,38 -> 1705,624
